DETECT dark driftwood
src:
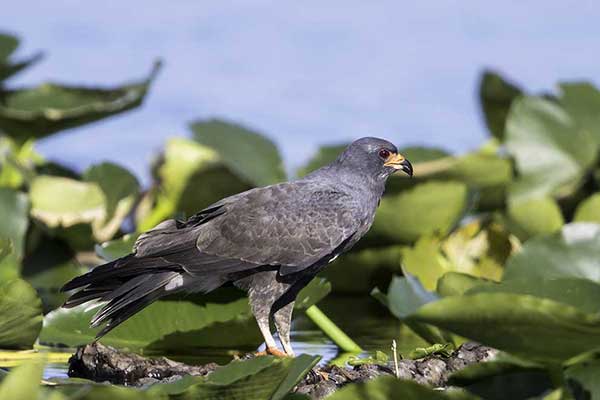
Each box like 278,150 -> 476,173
68,342 -> 218,385
68,342 -> 496,396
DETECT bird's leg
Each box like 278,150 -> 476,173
273,301 -> 295,357
248,284 -> 286,357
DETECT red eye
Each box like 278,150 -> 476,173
378,149 -> 391,159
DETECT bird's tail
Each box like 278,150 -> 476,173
61,255 -> 181,339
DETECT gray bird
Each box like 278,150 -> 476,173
62,137 -> 412,356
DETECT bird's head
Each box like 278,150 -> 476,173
336,137 -> 413,180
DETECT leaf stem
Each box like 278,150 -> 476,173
304,305 -> 363,353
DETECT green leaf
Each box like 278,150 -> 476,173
162,355 -> 318,400
505,97 -> 597,201
326,375 -> 474,400
468,277 -> 600,314
401,236 -> 449,291
191,119 -> 286,186
574,193 -> 600,223
503,223 -> 600,283
565,359 -> 600,400
0,279 -> 43,349
95,233 -> 139,261
479,70 -> 523,140
322,246 -> 403,294
436,272 -> 488,297
0,61 -> 160,141
39,293 -> 262,351
410,292 -> 600,363
295,277 -> 331,310
559,82 -> 600,145
29,175 -> 105,228
0,188 -> 29,259
0,358 -> 43,400
21,236 -> 85,312
369,181 -> 468,244
387,275 -> 438,319
448,356 -> 552,400
0,33 -> 43,82
84,162 -> 140,241
506,197 -> 564,239
139,138 -> 250,231
0,33 -> 18,61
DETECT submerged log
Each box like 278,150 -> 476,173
68,342 -> 497,397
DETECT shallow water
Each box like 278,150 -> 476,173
38,294 -> 425,380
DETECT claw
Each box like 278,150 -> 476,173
254,347 -> 290,357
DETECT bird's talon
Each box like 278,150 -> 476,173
267,347 -> 289,357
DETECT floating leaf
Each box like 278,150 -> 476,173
191,119 -> 286,187
139,138 -> 250,231
503,223 -> 600,283
0,61 -> 160,141
326,375 -> 473,400
479,70 -> 523,140
0,279 -> 43,349
0,33 -> 43,82
559,82 -> 600,145
505,97 -> 597,201
410,292 -> 600,363
436,272 -> 489,297
0,358 -> 43,400
322,246 -> 403,294
506,197 -> 564,239
565,359 -> 600,400
369,181 -> 468,244
468,277 -> 600,314
39,293 -> 261,351
95,233 -> 139,262
84,162 -> 140,241
151,354 -> 319,400
448,356 -> 551,400
0,188 -> 28,259
574,193 -> 600,223
29,175 -> 105,228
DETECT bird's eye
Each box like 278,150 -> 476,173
378,149 -> 391,159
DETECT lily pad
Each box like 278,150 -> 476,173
559,82 -> 600,145
0,279 -> 43,349
506,197 -> 564,239
0,188 -> 29,259
503,223 -> 600,283
0,33 -> 43,82
410,292 -> 600,363
0,358 -> 43,400
479,70 -> 523,140
29,175 -> 105,228
139,138 -> 250,231
84,162 -> 140,241
191,119 -> 286,187
149,354 -> 319,400
448,356 -> 552,400
505,96 -> 597,201
326,375 -> 474,400
0,61 -> 160,141
369,181 -> 468,244
574,193 -> 600,223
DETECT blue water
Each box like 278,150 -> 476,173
4,1 -> 600,185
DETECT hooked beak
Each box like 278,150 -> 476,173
384,153 -> 413,177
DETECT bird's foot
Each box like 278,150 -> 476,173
254,347 -> 290,357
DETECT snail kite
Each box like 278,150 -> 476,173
62,137 -> 413,356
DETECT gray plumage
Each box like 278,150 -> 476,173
62,137 -> 412,356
